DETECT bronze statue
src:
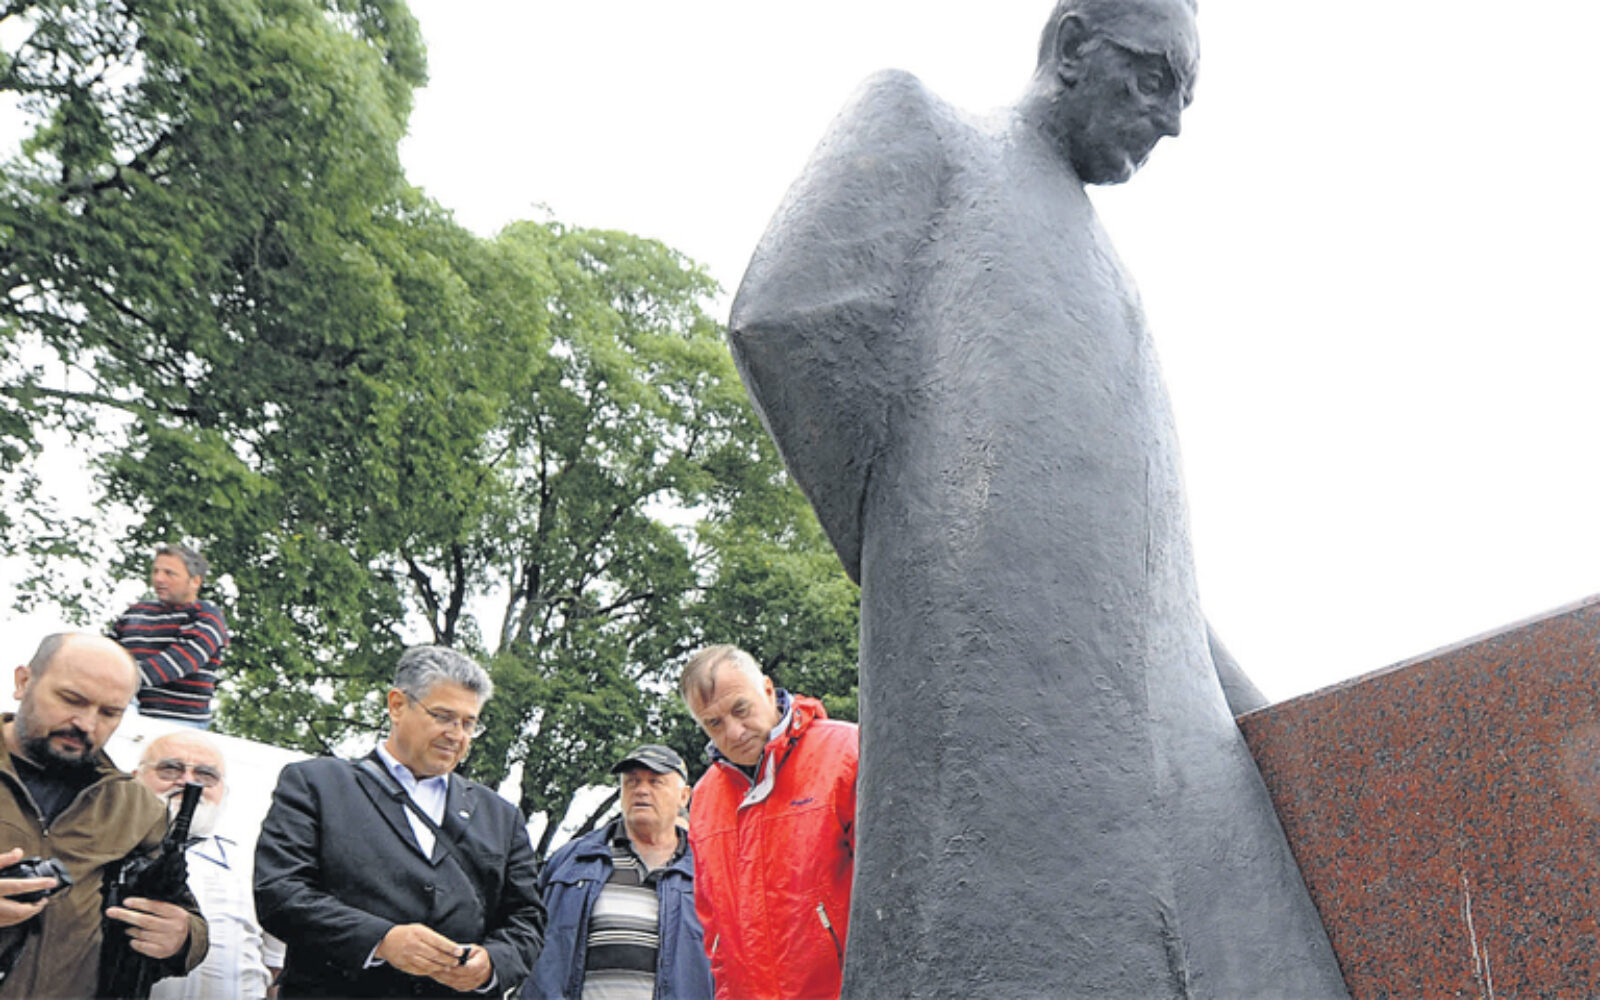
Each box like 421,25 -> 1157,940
728,0 -> 1348,995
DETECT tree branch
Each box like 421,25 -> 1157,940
404,553 -> 443,643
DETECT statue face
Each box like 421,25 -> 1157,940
1060,36 -> 1195,185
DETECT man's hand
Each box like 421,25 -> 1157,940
375,923 -> 465,978
430,944 -> 493,992
106,897 -> 192,960
0,847 -> 59,928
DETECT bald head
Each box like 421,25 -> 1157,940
9,632 -> 141,769
1037,0 -> 1199,70
143,731 -> 224,774
24,636 -> 139,697
139,730 -> 227,806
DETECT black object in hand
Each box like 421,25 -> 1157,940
97,782 -> 203,1000
0,856 -> 72,903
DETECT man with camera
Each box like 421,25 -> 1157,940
0,633 -> 208,998
255,645 -> 544,997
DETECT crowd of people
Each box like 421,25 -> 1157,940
0,546 -> 860,999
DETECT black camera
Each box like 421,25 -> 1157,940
0,856 -> 72,903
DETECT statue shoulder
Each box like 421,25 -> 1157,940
848,68 -> 946,125
731,67 -> 957,330
726,70 -> 964,585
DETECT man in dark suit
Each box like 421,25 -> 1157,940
255,646 -> 545,997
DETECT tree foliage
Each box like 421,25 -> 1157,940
1,0 -> 858,850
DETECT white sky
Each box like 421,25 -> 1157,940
5,1 -> 1598,708
401,0 -> 1600,703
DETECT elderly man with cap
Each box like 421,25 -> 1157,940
525,744 -> 710,1000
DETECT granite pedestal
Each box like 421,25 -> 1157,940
1240,596 -> 1600,999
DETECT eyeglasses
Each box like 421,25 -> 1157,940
405,693 -> 486,738
148,759 -> 223,788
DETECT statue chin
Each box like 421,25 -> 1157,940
1074,145 -> 1143,186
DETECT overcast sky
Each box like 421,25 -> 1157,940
6,1 -> 1597,706
399,0 -> 1600,702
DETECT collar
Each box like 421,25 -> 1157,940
188,833 -> 238,869
374,742 -> 450,795
607,816 -> 688,859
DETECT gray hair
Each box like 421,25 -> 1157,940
393,645 -> 494,704
156,542 -> 210,581
679,644 -> 765,705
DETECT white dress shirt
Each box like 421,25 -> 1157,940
374,742 -> 449,856
149,835 -> 285,1000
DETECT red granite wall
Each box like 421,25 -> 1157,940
1239,595 -> 1600,1000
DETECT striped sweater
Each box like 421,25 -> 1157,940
110,599 -> 229,725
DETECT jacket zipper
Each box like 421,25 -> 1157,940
816,902 -> 843,965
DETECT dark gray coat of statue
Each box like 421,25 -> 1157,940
727,1 -> 1349,996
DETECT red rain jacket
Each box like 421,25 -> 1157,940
689,693 -> 859,1000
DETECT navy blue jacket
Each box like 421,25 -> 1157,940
525,819 -> 711,1000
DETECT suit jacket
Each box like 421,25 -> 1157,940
254,754 -> 545,998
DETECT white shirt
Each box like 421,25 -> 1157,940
148,835 -> 284,1000
363,746 -> 495,993
375,742 -> 449,856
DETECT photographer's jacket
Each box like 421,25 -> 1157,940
254,754 -> 545,998
0,725 -> 209,998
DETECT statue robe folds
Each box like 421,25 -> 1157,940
729,70 -> 1347,999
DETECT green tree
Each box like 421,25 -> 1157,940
1,0 -> 860,852
0,0 -> 426,586
385,221 -> 858,852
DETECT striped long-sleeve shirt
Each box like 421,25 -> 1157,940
110,599 -> 229,725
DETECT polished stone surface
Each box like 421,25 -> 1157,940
1240,595 -> 1600,999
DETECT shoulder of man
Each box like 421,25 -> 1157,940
790,711 -> 860,767
543,824 -> 609,871
277,754 -> 364,790
446,773 -> 535,840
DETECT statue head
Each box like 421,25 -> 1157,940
1027,0 -> 1199,185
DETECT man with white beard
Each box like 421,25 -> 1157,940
137,731 -> 283,999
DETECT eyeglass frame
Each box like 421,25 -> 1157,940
147,758 -> 224,788
404,692 -> 487,738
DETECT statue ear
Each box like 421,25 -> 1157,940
1054,13 -> 1091,85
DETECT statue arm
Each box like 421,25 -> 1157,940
728,70 -> 950,583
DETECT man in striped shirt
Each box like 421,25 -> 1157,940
110,543 -> 229,728
527,745 -> 711,1000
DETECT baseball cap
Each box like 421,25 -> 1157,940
611,744 -> 688,781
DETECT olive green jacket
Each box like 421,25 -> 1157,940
0,716 -> 208,998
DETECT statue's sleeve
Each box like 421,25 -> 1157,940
728,70 -> 949,584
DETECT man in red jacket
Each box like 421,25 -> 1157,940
680,645 -> 858,1000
